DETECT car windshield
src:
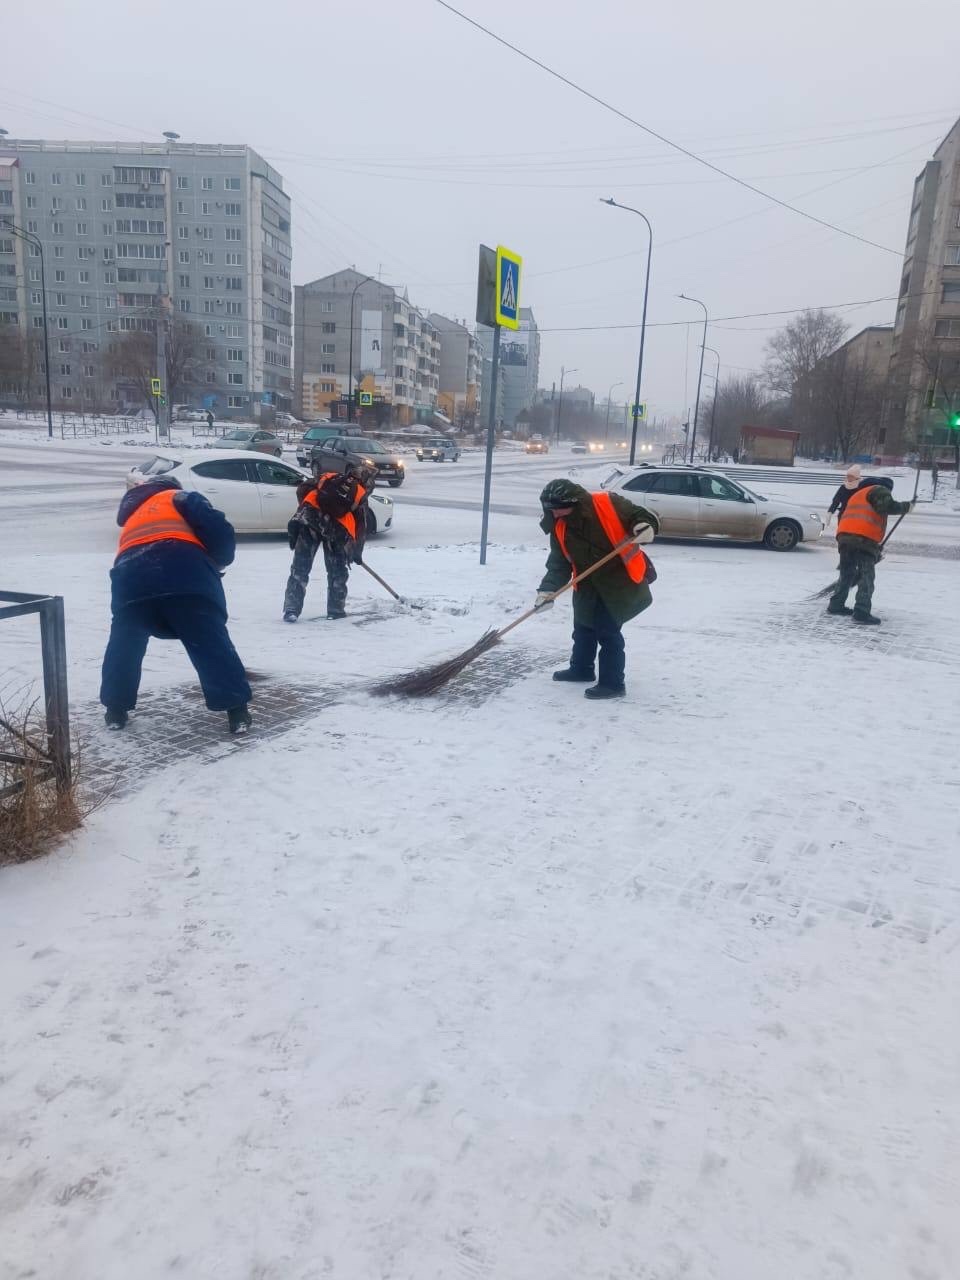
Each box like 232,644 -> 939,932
736,480 -> 767,500
303,427 -> 332,440
343,438 -> 387,454
221,429 -> 253,441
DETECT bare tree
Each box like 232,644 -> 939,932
105,317 -> 203,420
764,309 -> 848,437
812,348 -> 886,462
0,327 -> 47,406
702,375 -> 782,456
913,327 -> 960,471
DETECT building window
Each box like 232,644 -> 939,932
227,324 -> 241,337
178,299 -> 191,313
206,371 -> 217,384
104,270 -> 115,283
225,276 -> 242,290
203,275 -> 214,289
177,176 -> 189,190
321,300 -> 334,313
224,228 -> 242,244
320,381 -> 335,393
178,273 -> 190,288
225,252 -> 242,266
79,295 -> 91,309
224,202 -> 241,217
55,292 -> 67,307
102,223 -> 113,236
228,373 -> 243,385
200,227 -> 213,241
52,222 -> 64,236
322,322 -> 336,333
27,221 -> 39,235
77,222 -> 88,235
81,318 -> 93,330
59,363 -> 71,376
178,226 -> 189,240
61,386 -> 73,399
201,201 -> 212,216
54,246 -> 64,259
934,319 -> 960,337
57,339 -> 70,353
942,283 -> 960,303
75,172 -> 86,186
200,250 -> 214,265
100,198 -> 112,212
202,177 -> 213,191
54,269 -> 65,282
321,343 -> 335,355
227,395 -> 244,408
178,250 -> 190,265
78,270 -> 90,283
176,200 -> 187,215
25,195 -> 38,210
29,268 -> 40,282
224,177 -> 241,191
945,245 -> 960,267
227,348 -> 243,361
225,302 -> 241,316
203,300 -> 216,314
52,196 -> 64,212
100,173 -> 112,187
82,364 -> 95,377
30,290 -> 42,305
321,362 -> 335,374
76,197 -> 87,211
51,172 -> 62,186
32,316 -> 44,329
24,171 -> 36,185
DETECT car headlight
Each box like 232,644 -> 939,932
397,460 -> 404,469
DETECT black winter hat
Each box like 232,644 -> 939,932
540,478 -> 585,509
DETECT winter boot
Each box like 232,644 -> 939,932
227,704 -> 253,735
826,601 -> 853,616
327,609 -> 347,620
104,708 -> 128,731
584,684 -> 626,700
853,611 -> 881,626
552,667 -> 595,683
283,611 -> 298,624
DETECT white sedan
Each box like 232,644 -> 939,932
124,450 -> 395,536
601,464 -> 822,550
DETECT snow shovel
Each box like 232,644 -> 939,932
358,560 -> 424,610
370,532 -> 646,697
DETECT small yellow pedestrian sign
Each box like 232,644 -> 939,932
359,391 -> 373,407
151,377 -> 162,396
495,246 -> 522,330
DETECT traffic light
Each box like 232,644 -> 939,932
949,410 -> 960,430
159,394 -> 166,408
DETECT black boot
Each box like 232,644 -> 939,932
826,601 -> 853,616
104,707 -> 128,731
327,609 -> 346,620
853,611 -> 881,625
282,611 -> 298,623
227,704 -> 252,734
584,684 -> 626,700
552,667 -> 595,683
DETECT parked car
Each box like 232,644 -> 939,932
295,422 -> 347,468
601,464 -> 823,551
124,451 -> 394,536
273,412 -> 302,429
173,406 -> 208,423
525,438 -> 549,454
213,427 -> 284,458
415,438 -> 461,462
310,435 -> 406,487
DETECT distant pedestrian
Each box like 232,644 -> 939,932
100,476 -> 251,733
826,464 -> 862,526
535,479 -> 657,700
826,476 -> 913,625
282,464 -> 373,622
205,409 -> 215,430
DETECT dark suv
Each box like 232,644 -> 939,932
295,423 -> 346,468
310,435 -> 406,487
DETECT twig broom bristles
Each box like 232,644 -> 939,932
370,535 -> 643,697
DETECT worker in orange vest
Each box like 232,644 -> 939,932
282,465 -> 373,622
100,476 -> 251,733
535,478 -> 657,699
827,476 -> 913,624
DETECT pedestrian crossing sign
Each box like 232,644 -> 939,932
151,377 -> 162,396
359,391 -> 373,406
632,402 -> 647,420
495,245 -> 522,330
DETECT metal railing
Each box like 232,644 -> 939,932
0,593 -> 71,799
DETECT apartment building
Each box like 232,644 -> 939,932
428,313 -> 482,428
0,139 -> 292,416
474,307 -> 541,427
883,116 -> 960,456
295,269 -> 441,425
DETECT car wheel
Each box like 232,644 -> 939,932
388,478 -> 403,487
434,455 -> 442,462
366,508 -> 377,536
763,518 -> 801,551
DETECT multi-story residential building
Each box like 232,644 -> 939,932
0,139 -> 292,416
883,116 -> 960,457
295,269 -> 440,425
428,313 -> 481,428
474,307 -> 540,428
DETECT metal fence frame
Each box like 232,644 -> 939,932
0,592 -> 71,799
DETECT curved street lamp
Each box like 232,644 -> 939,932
702,346 -> 720,460
601,199 -> 652,465
678,294 -> 709,462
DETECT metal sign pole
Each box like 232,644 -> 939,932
479,323 -> 501,566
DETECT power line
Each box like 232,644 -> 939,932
434,0 -> 906,258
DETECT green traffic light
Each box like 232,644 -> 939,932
950,412 -> 960,430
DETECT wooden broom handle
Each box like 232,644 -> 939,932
496,533 -> 643,640
359,559 -> 403,601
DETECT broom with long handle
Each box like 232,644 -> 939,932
358,559 -> 424,610
813,471 -> 920,601
371,533 -> 644,697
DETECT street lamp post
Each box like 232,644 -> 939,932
604,379 -> 623,440
2,218 -> 53,439
556,365 -> 577,444
601,199 -> 652,466
702,346 -> 720,460
678,294 -> 708,463
347,272 -> 378,423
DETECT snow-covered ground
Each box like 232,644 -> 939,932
1,462 -> 959,1278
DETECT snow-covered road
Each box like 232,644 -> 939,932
1,448 -> 959,1279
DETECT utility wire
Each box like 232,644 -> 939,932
434,0 -> 905,257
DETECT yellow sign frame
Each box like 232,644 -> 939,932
494,245 -> 522,330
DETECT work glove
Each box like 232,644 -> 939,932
351,542 -> 364,566
632,521 -> 655,544
534,592 -> 554,612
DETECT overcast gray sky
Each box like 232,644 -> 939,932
5,0 -> 957,419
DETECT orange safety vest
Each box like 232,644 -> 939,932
303,473 -> 367,540
837,485 -> 886,542
555,492 -> 649,586
117,489 -> 205,556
